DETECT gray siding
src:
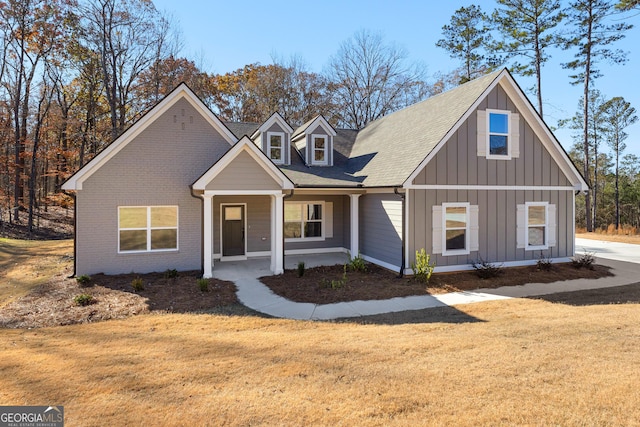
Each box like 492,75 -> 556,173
284,195 -> 347,251
359,193 -> 403,268
213,195 -> 271,255
412,85 -> 573,187
76,97 -> 232,275
408,188 -> 574,268
205,150 -> 282,191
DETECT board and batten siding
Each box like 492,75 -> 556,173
284,195 -> 347,251
213,195 -> 271,256
359,194 -> 403,269
408,189 -> 574,268
76,97 -> 233,275
205,150 -> 282,191
411,84 -> 573,187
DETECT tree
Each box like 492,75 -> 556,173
601,97 -> 638,229
326,29 -> 427,129
436,5 -> 494,84
491,0 -> 565,118
562,0 -> 632,231
616,0 -> 640,9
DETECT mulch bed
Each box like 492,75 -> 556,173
260,263 -> 614,304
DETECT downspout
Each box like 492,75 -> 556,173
189,185 -> 207,275
62,190 -> 77,278
394,187 -> 406,278
282,189 -> 295,271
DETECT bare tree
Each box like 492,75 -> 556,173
326,29 -> 427,129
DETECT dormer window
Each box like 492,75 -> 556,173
312,135 -> 328,165
267,131 -> 284,164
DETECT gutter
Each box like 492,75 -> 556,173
394,187 -> 406,278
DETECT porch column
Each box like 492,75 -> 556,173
202,194 -> 214,278
272,193 -> 284,274
350,194 -> 361,257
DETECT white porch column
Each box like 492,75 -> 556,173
272,193 -> 285,274
350,194 -> 361,258
202,194 -> 214,278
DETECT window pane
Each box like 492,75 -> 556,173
285,204 -> 302,221
270,147 -> 281,160
445,207 -> 466,228
528,205 -> 546,225
307,204 -> 322,220
120,230 -> 147,251
489,113 -> 509,133
270,134 -> 282,147
151,207 -> 177,227
151,229 -> 177,250
225,207 -> 242,221
120,207 -> 147,228
314,137 -> 325,149
528,226 -> 545,246
284,222 -> 301,238
305,222 -> 322,238
489,135 -> 508,155
314,150 -> 325,162
446,229 -> 466,251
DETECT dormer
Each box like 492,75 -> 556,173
291,115 -> 337,167
251,112 -> 294,165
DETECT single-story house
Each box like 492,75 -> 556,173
62,68 -> 588,277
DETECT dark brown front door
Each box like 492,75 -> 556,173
222,205 -> 245,257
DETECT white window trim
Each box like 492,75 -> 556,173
284,201 -> 325,242
525,201 -> 549,251
266,131 -> 285,164
442,202 -> 471,256
486,109 -> 511,160
311,134 -> 328,166
118,206 -> 179,253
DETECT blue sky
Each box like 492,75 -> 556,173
153,0 -> 640,157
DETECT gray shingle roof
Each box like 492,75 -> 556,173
224,122 -> 260,139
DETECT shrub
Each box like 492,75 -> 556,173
536,252 -> 553,271
74,294 -> 95,306
297,261 -> 305,277
320,265 -> 347,289
197,278 -> 209,292
164,269 -> 178,279
348,253 -> 367,272
75,274 -> 91,286
572,251 -> 596,270
411,249 -> 436,284
131,277 -> 145,292
472,257 -> 504,279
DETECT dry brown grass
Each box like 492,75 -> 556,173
0,238 -> 73,307
2,294 -> 640,426
577,232 -> 640,245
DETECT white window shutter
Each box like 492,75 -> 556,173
432,205 -> 443,254
547,204 -> 556,247
511,113 -> 520,158
516,204 -> 526,249
325,202 -> 333,238
470,205 -> 479,252
477,110 -> 487,157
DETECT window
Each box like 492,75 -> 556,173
527,204 -> 546,247
477,110 -> 520,159
285,202 -> 323,240
489,111 -> 509,156
119,206 -> 178,252
517,202 -> 556,250
267,131 -> 284,164
311,135 -> 327,165
443,203 -> 470,255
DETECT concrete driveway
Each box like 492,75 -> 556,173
575,238 -> 640,264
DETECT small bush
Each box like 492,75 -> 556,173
411,249 -> 436,284
74,294 -> 95,306
297,261 -> 305,278
348,253 -> 367,272
131,277 -> 145,292
472,258 -> 504,279
197,278 -> 209,292
164,269 -> 178,279
320,265 -> 347,289
572,251 -> 596,270
537,252 -> 553,271
75,274 -> 91,286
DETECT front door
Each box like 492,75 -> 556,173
222,205 -> 245,257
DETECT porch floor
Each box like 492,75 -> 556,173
212,252 -> 350,279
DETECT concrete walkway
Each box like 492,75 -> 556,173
212,250 -> 640,321
575,238 -> 640,264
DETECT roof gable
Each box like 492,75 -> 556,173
62,83 -> 237,191
292,115 -> 336,140
251,112 -> 294,138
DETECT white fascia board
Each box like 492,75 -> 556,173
254,112 -> 294,137
62,84 -> 237,191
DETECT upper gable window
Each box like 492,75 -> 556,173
311,135 -> 328,165
267,131 -> 284,164
477,109 -> 520,160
